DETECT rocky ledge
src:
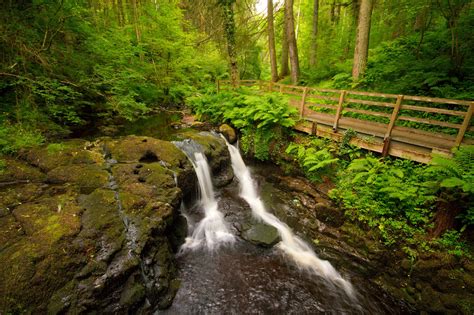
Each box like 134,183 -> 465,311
266,172 -> 474,314
0,132 -> 232,314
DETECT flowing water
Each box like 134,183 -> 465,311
173,139 -> 235,251
224,139 -> 355,299
166,138 -> 414,314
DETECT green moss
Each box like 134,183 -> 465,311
0,159 -> 5,174
107,136 -> 188,170
22,139 -> 104,173
0,158 -> 45,183
46,143 -> 67,155
47,164 -> 108,194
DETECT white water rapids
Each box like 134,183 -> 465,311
178,148 -> 235,251
223,138 -> 356,299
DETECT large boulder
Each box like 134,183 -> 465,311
0,135 -> 195,313
175,130 -> 234,187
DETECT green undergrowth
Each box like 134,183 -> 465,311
187,87 -> 297,160
188,86 -> 473,257
285,130 -> 473,257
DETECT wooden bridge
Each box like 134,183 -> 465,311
217,80 -> 473,163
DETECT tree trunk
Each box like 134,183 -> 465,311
309,0 -> 319,68
268,0 -> 278,82
285,0 -> 300,84
352,0 -> 373,80
429,197 -> 463,238
280,6 -> 290,79
222,1 -> 240,86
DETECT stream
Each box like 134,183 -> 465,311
163,140 -> 414,314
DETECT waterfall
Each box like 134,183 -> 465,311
174,140 -> 235,251
223,138 -> 356,299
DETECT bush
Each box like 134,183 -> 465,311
187,88 -> 297,160
0,123 -> 44,155
330,156 -> 436,246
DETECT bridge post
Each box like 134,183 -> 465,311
382,94 -> 404,156
299,87 -> 309,119
455,103 -> 473,147
333,90 -> 347,132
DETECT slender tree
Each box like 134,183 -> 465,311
268,0 -> 278,82
309,0 -> 319,68
219,0 -> 240,86
352,0 -> 374,80
280,6 -> 290,79
285,0 -> 300,84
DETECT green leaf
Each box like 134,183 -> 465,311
440,177 -> 465,188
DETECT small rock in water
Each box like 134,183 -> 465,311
219,124 -> 237,144
242,222 -> 280,247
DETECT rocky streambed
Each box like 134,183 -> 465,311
0,127 -> 473,314
0,131 -> 231,313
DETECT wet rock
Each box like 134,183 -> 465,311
22,139 -> 103,171
106,136 -> 188,168
112,163 -> 181,207
241,222 -> 280,247
0,191 -> 83,313
219,124 -> 237,144
0,158 -> 46,183
275,176 -> 321,199
175,131 -> 234,188
0,214 -> 24,251
47,164 -> 109,194
1,135 -> 194,313
0,183 -> 44,211
314,203 -> 345,228
434,269 -> 467,294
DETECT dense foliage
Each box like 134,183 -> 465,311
284,0 -> 474,99
0,0 -> 227,154
187,88 -> 297,160
284,131 -> 473,255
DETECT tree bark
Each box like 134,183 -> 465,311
221,1 -> 240,86
280,6 -> 290,79
285,0 -> 300,84
267,0 -> 278,82
352,0 -> 373,80
309,0 -> 319,68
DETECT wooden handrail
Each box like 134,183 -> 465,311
216,80 -> 473,163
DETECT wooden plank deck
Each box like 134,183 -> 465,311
218,80 -> 474,163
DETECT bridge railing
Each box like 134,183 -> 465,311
217,80 -> 473,163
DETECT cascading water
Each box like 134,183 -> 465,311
223,138 -> 356,299
174,139 -> 235,251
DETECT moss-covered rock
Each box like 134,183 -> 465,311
0,191 -> 83,313
47,164 -> 109,194
0,183 -> 44,214
175,130 -> 233,187
1,134 -> 205,313
0,158 -> 46,183
22,139 -> 104,171
106,136 -> 188,169
219,124 -> 237,144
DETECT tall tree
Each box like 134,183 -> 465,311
435,0 -> 471,75
219,0 -> 240,86
280,7 -> 290,79
309,0 -> 319,68
285,0 -> 300,84
268,0 -> 278,82
352,0 -> 374,80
